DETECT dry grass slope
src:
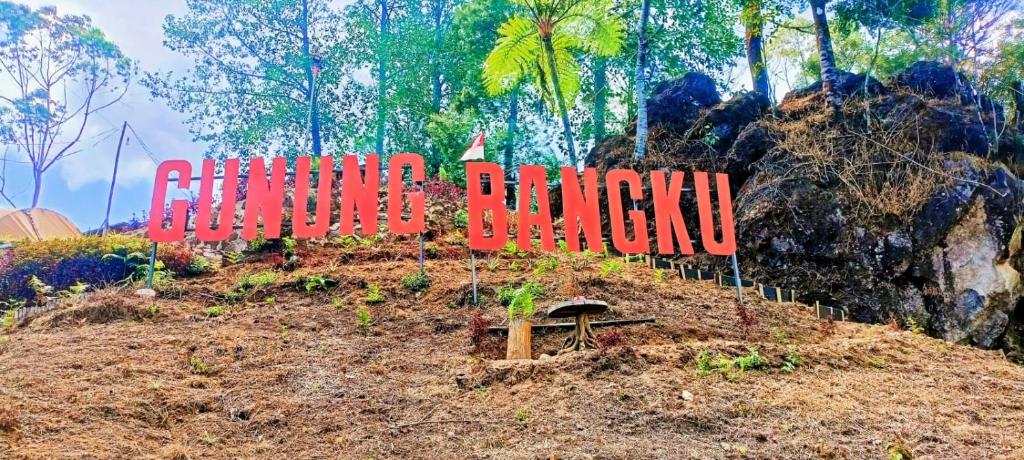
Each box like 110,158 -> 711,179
0,242 -> 1023,459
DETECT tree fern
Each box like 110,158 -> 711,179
482,0 -> 625,166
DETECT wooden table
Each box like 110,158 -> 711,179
546,299 -> 609,353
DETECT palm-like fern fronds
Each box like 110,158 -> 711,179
483,15 -> 540,96
483,0 -> 626,165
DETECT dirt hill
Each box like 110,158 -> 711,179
1,235 -> 1023,459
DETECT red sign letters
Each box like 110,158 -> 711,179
149,154 -> 736,256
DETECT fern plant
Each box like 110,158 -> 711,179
507,289 -> 535,322
482,0 -> 625,166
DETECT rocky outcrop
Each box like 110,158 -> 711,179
587,61 -> 1024,356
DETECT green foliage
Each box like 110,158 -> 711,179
696,348 -> 769,380
365,283 -> 385,304
281,237 -> 297,256
204,306 -> 224,318
514,408 -> 528,427
357,306 -> 372,331
303,274 -> 336,293
401,271 -> 432,293
533,256 -> 559,275
188,355 -> 209,375
653,269 -> 666,283
27,275 -> 53,303
185,256 -> 212,276
497,281 -> 544,306
222,251 -> 242,266
506,285 -> 537,321
599,259 -> 623,277
0,236 -> 192,301
0,308 -> 16,329
146,304 -> 160,318
145,0 -> 356,160
237,271 -> 277,291
781,349 -> 803,373
482,0 -> 625,107
501,241 -> 526,258
248,233 -> 270,253
455,210 -> 470,229
905,316 -> 925,334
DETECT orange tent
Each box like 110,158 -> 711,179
0,208 -> 81,241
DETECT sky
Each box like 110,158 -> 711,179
0,0 -> 762,231
2,0 -> 203,231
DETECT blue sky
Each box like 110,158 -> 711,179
2,0 -> 204,231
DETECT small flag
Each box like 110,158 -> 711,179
460,132 -> 485,161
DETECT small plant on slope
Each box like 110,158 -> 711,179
401,271 -> 431,293
365,284 -> 385,304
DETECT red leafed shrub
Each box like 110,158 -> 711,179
422,177 -> 466,202
468,311 -> 491,352
595,329 -> 625,348
735,302 -> 758,335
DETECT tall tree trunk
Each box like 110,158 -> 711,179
593,57 -> 608,145
541,36 -> 578,168
505,86 -> 519,207
809,0 -> 840,110
744,0 -> 771,97
429,0 -> 445,167
431,0 -> 444,113
375,0 -> 390,163
504,86 -> 519,174
301,0 -> 322,157
31,169 -> 42,208
1013,80 -> 1024,131
633,0 -> 651,160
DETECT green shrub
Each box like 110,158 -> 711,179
303,275 -> 335,293
401,271 -> 431,293
497,281 -> 543,307
455,209 -> 469,229
0,236 -> 192,301
501,241 -> 526,258
204,306 -> 224,318
781,349 -> 802,373
696,348 -> 769,380
185,255 -> 212,276
507,289 -> 535,321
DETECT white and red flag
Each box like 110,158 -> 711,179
460,132 -> 485,161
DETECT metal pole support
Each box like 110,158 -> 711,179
146,242 -> 158,289
470,250 -> 478,305
417,180 -> 425,274
731,252 -> 743,303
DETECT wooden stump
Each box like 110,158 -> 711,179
506,319 -> 532,360
560,313 -> 599,353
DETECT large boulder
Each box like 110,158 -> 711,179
890,61 -> 1005,121
735,158 -> 1024,350
891,61 -> 965,100
638,72 -> 722,135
